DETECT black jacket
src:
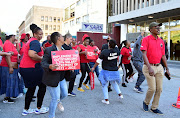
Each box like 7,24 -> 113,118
41,44 -> 65,87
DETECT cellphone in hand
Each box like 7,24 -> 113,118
165,72 -> 171,80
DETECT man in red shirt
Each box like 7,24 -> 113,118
141,22 -> 170,115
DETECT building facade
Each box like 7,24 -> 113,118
18,21 -> 25,38
62,0 -> 108,36
108,0 -> 180,61
24,5 -> 63,42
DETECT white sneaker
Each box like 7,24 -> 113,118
22,109 -> 35,116
35,107 -> 49,114
102,100 -> 110,105
119,95 -> 124,99
57,102 -> 64,112
17,93 -> 24,98
74,83 -> 77,86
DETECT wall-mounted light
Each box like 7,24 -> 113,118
148,16 -> 154,19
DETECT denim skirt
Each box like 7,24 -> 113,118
0,66 -> 19,97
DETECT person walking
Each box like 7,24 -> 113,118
62,33 -> 76,96
141,22 -> 170,115
132,32 -> 145,93
77,34 -> 91,92
91,39 -> 123,104
20,24 -> 48,116
41,32 -> 68,118
120,40 -> 133,87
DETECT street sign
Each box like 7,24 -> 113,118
82,22 -> 103,32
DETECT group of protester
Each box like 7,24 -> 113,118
0,22 -> 170,118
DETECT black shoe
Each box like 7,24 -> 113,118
108,87 -> 112,92
143,101 -> 148,112
32,96 -> 36,98
31,99 -> 35,102
150,109 -> 163,115
122,83 -> 127,87
3,97 -> 15,104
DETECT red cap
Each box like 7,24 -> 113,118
82,34 -> 90,42
20,33 -> 26,40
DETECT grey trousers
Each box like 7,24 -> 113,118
133,61 -> 145,87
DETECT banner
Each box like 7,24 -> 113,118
86,49 -> 96,60
82,22 -> 103,32
89,72 -> 95,90
51,50 -> 80,71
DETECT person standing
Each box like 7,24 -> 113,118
120,40 -> 133,87
91,39 -> 123,104
77,34 -> 91,92
62,33 -> 76,96
132,32 -> 145,93
0,35 -> 20,103
41,32 -> 68,118
20,24 -> 49,115
89,39 -> 100,77
141,22 -> 170,115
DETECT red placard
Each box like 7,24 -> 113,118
51,50 -> 80,71
89,72 -> 95,90
86,49 -> 96,60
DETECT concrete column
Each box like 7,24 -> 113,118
118,0 -> 121,14
165,0 -> 168,2
131,0 -> 134,10
159,0 -> 162,4
121,24 -> 128,42
135,0 -> 138,10
144,0 -> 147,7
124,0 -> 127,13
115,0 -> 117,15
140,0 -> 143,8
149,0 -> 152,6
128,0 -> 131,12
121,0 -> 123,14
154,0 -> 157,5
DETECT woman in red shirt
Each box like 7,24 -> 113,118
120,40 -> 133,87
77,34 -> 91,92
19,33 -> 29,56
0,35 -> 19,103
20,24 -> 48,115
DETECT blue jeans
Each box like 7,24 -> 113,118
47,79 -> 68,118
102,81 -> 121,99
133,61 -> 145,87
89,62 -> 99,77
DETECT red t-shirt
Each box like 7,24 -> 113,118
0,40 -> 18,67
0,39 -> 3,48
19,42 -> 26,56
20,38 -> 44,68
89,46 -> 99,63
72,45 -> 78,50
140,35 -> 165,64
121,47 -> 132,64
78,44 -> 90,63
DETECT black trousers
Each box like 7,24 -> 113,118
68,71 -> 76,93
78,63 -> 90,88
25,82 -> 46,110
122,63 -> 133,83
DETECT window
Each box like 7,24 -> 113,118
45,25 -> 48,30
49,17 -> 52,22
45,16 -> 48,22
71,12 -> 75,18
45,33 -> 48,36
70,20 -> 75,26
57,25 -> 60,31
49,25 -> 52,30
76,17 -> 81,24
83,0 -> 87,2
53,25 -> 56,30
54,17 -> 56,22
83,15 -> 89,22
41,16 -> 44,21
41,24 -> 44,30
70,4 -> 75,18
58,17 -> 60,22
77,0 -> 81,6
